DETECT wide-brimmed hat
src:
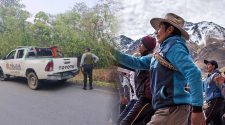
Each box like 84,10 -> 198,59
150,13 -> 189,40
204,60 -> 218,69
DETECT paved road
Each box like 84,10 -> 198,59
0,78 -> 119,125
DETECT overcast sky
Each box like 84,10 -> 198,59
117,0 -> 225,39
20,0 -> 225,40
21,0 -> 98,15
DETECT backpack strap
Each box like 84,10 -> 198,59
153,52 -> 177,71
154,40 -> 177,71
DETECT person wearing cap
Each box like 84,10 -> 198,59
113,13 -> 205,125
118,35 -> 156,125
80,47 -> 99,90
203,60 -> 224,125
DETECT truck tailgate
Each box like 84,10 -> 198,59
53,58 -> 78,73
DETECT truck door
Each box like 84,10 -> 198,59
3,50 -> 17,75
15,49 -> 25,76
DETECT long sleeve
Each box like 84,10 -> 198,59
92,53 -> 99,63
80,53 -> 86,67
115,50 -> 151,70
166,42 -> 203,110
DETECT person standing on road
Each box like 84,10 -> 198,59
80,47 -> 99,90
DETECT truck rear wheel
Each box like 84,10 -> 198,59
0,67 -> 9,81
27,72 -> 40,90
58,79 -> 67,83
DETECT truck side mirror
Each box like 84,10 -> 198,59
2,56 -> 6,60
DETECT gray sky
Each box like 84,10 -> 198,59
21,0 -> 99,15
117,0 -> 225,39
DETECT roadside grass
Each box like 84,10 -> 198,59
69,79 -> 117,88
69,68 -> 118,89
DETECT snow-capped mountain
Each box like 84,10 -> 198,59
114,35 -> 142,54
117,21 -> 225,70
113,35 -> 139,53
185,21 -> 225,46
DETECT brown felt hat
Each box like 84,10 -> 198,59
150,13 -> 189,40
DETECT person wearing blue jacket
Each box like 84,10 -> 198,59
203,60 -> 224,125
113,13 -> 205,125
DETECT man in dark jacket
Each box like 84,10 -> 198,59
118,35 -> 156,125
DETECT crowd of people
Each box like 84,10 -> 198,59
114,13 -> 225,125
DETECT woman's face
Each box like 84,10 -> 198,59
138,43 -> 148,54
155,23 -> 173,44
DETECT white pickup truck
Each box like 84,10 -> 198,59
0,46 -> 79,90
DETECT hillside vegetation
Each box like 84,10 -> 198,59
0,0 -> 120,68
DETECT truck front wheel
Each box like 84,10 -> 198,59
0,67 -> 9,81
27,72 -> 40,90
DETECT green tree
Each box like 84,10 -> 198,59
30,11 -> 53,46
0,0 -> 120,68
0,0 -> 30,56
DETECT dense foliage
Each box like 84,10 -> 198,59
0,0 -> 120,67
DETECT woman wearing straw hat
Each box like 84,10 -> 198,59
113,13 -> 205,125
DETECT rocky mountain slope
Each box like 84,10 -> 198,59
116,21 -> 225,71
